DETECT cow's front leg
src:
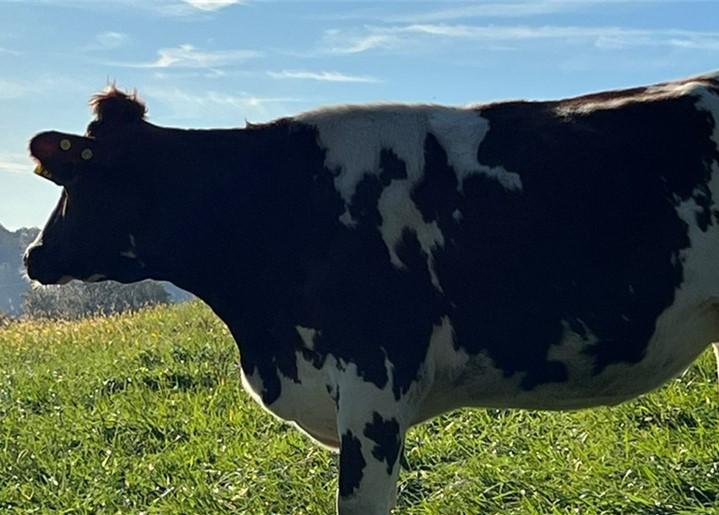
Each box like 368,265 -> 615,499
335,382 -> 406,515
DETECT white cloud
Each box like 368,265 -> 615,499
182,0 -> 244,11
268,69 -> 381,83
0,0 -> 246,16
201,91 -> 302,108
84,31 -> 129,51
0,80 -> 29,100
156,89 -> 302,108
0,76 -> 96,104
307,0 -> 602,23
108,44 -> 261,69
95,31 -> 128,49
321,23 -> 719,54
145,87 -> 308,123
0,47 -> 21,56
395,23 -> 615,40
0,154 -> 31,175
667,37 -> 719,51
322,31 -> 401,55
390,0 -> 595,23
152,68 -> 229,80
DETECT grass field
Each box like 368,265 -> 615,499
1,302 -> 718,514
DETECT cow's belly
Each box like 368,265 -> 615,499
420,298 -> 718,415
241,352 -> 341,449
239,285 -> 719,443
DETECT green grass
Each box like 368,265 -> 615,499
1,302 -> 718,514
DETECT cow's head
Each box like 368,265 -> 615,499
24,88 -> 157,285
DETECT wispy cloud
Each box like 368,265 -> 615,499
389,0 -> 596,23
0,154 -> 31,175
0,79 -> 37,100
0,76 -> 97,103
83,31 -> 129,51
0,0 -> 247,17
0,46 -> 21,56
150,89 -> 303,108
106,44 -> 261,69
182,0 -> 245,11
322,30 -> 401,55
307,0 -> 597,23
145,87 -> 308,123
320,23 -> 719,54
268,69 -> 382,83
666,37 -> 719,51
153,69 -> 229,80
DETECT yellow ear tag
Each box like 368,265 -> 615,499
60,139 -> 72,151
81,148 -> 93,161
33,164 -> 52,179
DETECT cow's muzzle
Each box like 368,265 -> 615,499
24,244 -> 65,284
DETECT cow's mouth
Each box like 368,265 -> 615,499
33,164 -> 53,180
24,245 -> 70,285
25,266 -> 69,286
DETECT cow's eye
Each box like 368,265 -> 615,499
60,139 -> 72,151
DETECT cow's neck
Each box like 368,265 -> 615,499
139,120 -> 330,343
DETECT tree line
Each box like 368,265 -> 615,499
7,280 -> 170,320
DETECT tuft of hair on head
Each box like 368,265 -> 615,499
90,86 -> 147,124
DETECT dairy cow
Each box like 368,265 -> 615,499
25,72 -> 719,514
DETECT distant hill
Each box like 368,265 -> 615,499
0,223 -> 192,316
0,224 -> 39,315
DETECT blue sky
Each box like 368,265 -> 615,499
1,0 -> 718,230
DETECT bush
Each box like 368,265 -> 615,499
22,280 -> 170,320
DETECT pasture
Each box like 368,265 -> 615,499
1,302 -> 718,514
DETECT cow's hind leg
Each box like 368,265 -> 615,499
335,379 -> 406,515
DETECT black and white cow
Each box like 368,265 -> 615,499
25,72 -> 719,514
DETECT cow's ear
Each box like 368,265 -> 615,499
29,131 -> 97,185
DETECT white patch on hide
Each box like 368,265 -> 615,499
647,79 -> 715,99
413,316 -> 469,422
240,362 -> 339,448
333,357 -> 416,514
300,104 -> 523,289
239,341 -> 433,455
338,208 -> 356,227
271,352 -> 340,449
376,179 -> 445,290
555,75 -> 719,117
298,104 -> 428,210
295,325 -> 319,350
240,366 -> 267,413
121,233 -> 145,267
698,69 -> 719,81
535,172 -> 719,408
429,109 -> 522,191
